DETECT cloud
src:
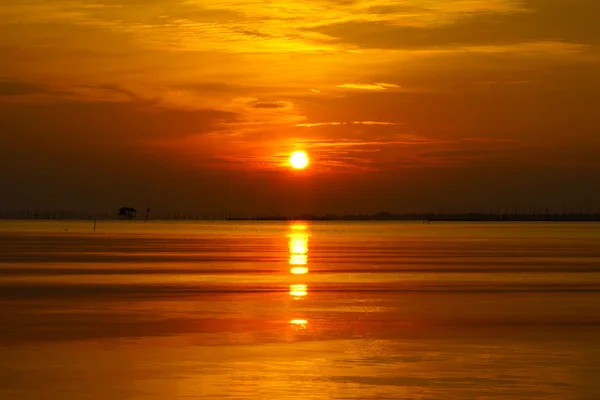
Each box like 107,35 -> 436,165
309,1 -> 600,50
0,100 -> 239,145
76,83 -> 142,101
299,138 -> 438,147
1,0 -> 600,214
0,0 -> 541,55
472,80 -> 533,86
296,122 -> 344,127
250,100 -> 292,109
359,120 -> 404,126
276,135 -> 453,171
412,137 -> 522,167
4,0 -> 599,61
337,83 -> 401,91
0,81 -> 47,96
296,121 -> 404,127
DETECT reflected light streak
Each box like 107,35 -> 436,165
290,266 -> 309,275
289,254 -> 307,265
289,284 -> 307,298
290,319 -> 308,329
288,222 -> 309,270
290,238 -> 307,254
291,223 -> 308,231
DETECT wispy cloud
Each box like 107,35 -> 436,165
0,81 -> 47,96
337,83 -> 401,91
249,100 -> 292,110
296,121 -> 404,127
299,138 -> 439,147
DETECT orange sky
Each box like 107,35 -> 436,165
1,0 -> 600,215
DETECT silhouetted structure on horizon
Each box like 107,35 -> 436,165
118,207 -> 137,220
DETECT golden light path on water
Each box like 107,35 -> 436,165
288,223 -> 309,273
289,284 -> 307,298
289,319 -> 308,330
2,222 -> 600,399
290,266 -> 308,274
288,230 -> 308,267
287,222 -> 309,326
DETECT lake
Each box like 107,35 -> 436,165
1,221 -> 600,399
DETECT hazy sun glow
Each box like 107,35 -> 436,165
289,151 -> 309,169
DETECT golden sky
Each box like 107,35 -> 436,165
1,0 -> 600,214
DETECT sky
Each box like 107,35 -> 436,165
1,0 -> 600,216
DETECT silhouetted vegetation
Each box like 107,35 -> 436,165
117,207 -> 137,220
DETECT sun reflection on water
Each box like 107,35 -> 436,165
289,237 -> 307,255
289,319 -> 308,329
290,266 -> 308,274
288,223 -> 310,325
289,284 -> 307,299
288,223 -> 309,272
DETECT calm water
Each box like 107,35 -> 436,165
1,221 -> 600,399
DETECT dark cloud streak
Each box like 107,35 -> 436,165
0,100 -> 239,145
0,80 -> 47,96
310,0 -> 600,49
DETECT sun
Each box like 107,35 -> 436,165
289,151 -> 309,169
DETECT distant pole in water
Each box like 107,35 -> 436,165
93,219 -> 97,232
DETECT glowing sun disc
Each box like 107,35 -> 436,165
289,151 -> 309,169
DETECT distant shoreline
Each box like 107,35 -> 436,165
1,212 -> 600,223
